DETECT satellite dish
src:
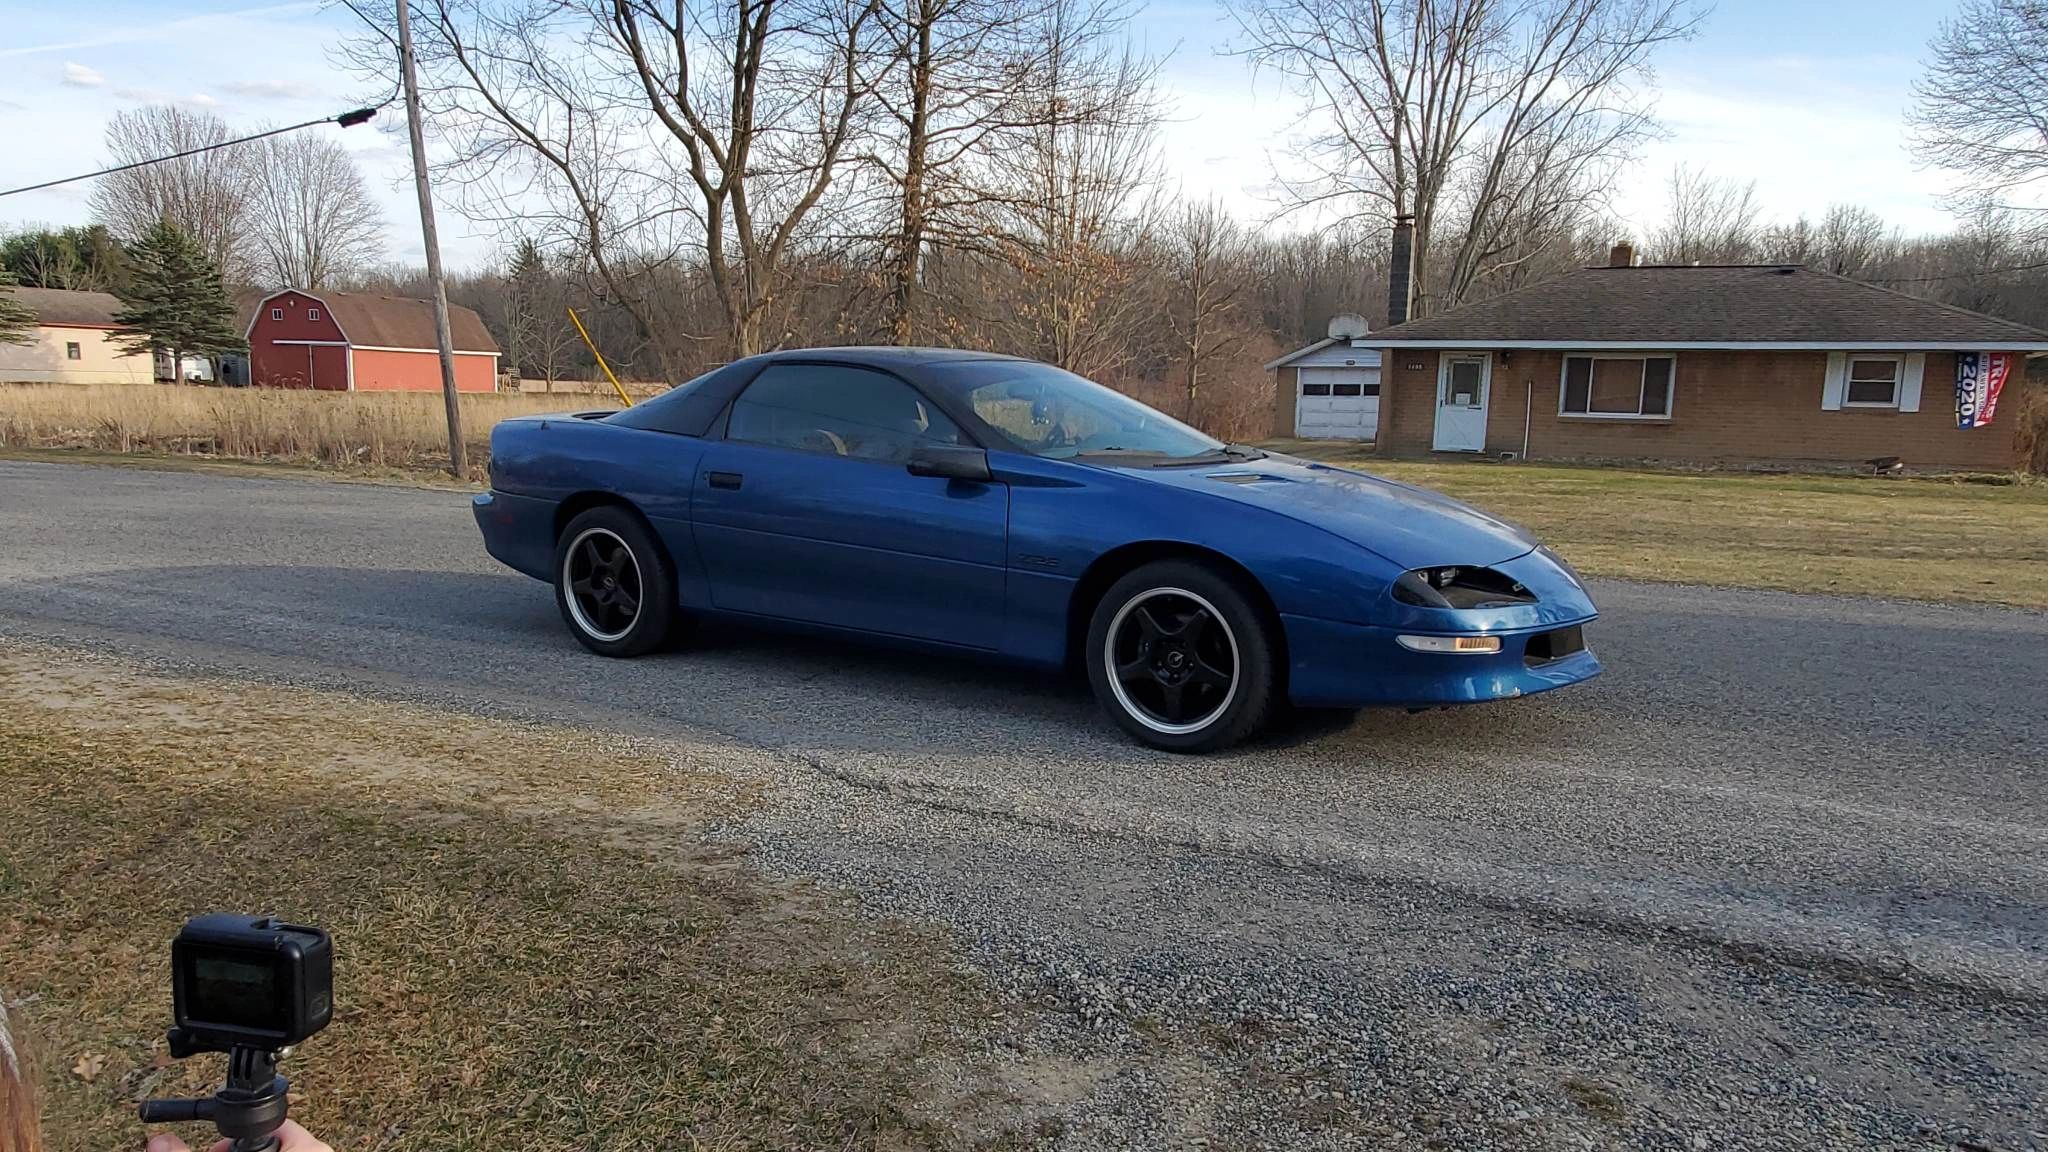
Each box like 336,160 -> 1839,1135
1326,312 -> 1370,340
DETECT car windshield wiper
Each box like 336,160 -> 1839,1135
1072,447 -> 1157,459
1074,445 -> 1260,467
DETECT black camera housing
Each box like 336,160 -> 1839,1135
169,915 -> 332,1054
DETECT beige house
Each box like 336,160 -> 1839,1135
0,286 -> 153,385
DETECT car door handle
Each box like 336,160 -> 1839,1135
708,471 -> 743,490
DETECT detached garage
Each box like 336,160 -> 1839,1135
243,289 -> 500,392
1266,314 -> 1383,441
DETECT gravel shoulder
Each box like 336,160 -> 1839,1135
2,459 -> 2044,1151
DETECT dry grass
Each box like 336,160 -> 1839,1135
0,643 -> 1043,1152
1319,455 -> 2048,609
0,384 -> 597,481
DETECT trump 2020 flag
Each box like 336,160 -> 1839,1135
1956,351 -> 2014,429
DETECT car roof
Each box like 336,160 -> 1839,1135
750,346 -> 1030,368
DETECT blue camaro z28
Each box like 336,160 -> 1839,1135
474,346 -> 1600,751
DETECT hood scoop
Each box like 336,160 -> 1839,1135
1206,471 -> 1289,485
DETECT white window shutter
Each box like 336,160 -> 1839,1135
1821,352 -> 1846,410
1900,353 -> 1925,412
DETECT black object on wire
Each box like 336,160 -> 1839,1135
0,103 -> 386,199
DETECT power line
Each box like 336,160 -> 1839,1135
0,102 -> 389,199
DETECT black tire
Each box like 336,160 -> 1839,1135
1084,559 -> 1277,752
553,505 -> 677,657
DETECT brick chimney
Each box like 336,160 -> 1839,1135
1387,215 -> 1415,326
1608,241 -> 1635,268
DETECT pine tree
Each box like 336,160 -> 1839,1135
113,218 -> 245,381
0,268 -> 35,347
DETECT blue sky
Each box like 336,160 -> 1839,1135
0,0 -> 1976,272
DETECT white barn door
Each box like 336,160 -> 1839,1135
1295,366 -> 1380,440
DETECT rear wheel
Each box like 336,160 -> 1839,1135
1084,559 -> 1276,752
554,506 -> 677,657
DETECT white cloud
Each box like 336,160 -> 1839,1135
61,61 -> 103,87
188,92 -> 220,107
221,79 -> 318,101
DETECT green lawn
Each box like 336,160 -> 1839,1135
1280,449 -> 2048,609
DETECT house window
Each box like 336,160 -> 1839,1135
271,308 -> 283,321
307,308 -> 320,321
1843,356 -> 1901,407
1302,381 -> 1331,396
65,342 -> 81,360
1561,354 -> 1674,418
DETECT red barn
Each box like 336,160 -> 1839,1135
243,290 -> 501,392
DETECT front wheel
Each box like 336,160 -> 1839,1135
554,506 -> 677,657
1084,559 -> 1277,752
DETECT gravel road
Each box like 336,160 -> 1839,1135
3,459 -> 2043,1150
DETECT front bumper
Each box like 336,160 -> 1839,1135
1281,546 -> 1602,708
1282,614 -> 1601,708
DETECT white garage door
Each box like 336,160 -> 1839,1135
1295,366 -> 1379,440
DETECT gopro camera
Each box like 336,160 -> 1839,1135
143,915 -> 334,1152
169,915 -> 333,1055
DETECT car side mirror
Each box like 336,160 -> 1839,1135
906,444 -> 992,482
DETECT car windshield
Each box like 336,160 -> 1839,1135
937,361 -> 1226,461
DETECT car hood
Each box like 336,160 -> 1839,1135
1110,454 -> 1540,569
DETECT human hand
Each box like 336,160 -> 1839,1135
145,1119 -> 332,1152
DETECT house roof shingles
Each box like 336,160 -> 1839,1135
4,286 -> 123,328
1374,264 -> 2048,347
245,290 -> 500,354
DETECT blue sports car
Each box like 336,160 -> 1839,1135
474,347 -> 1600,751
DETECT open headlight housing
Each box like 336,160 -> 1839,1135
1391,566 -> 1537,610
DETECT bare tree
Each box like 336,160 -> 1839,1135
1812,203 -> 1896,278
358,0 -> 892,363
1228,0 -> 1697,313
974,31 -> 1163,379
1164,198 -> 1249,420
868,0 -> 1137,343
1912,0 -> 2048,204
1648,164 -> 1761,264
89,106 -> 252,283
505,237 -> 581,386
245,131 -> 384,289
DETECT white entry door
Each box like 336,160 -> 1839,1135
1432,353 -> 1490,452
1295,367 -> 1380,440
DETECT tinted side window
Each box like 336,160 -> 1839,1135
727,364 -> 961,463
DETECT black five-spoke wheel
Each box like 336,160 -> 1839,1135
1085,559 -> 1276,752
554,505 -> 678,657
1106,588 -> 1239,734
564,527 -> 642,641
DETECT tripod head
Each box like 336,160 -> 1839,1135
138,915 -> 333,1152
139,1044 -> 291,1152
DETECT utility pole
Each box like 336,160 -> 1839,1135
395,0 -> 465,477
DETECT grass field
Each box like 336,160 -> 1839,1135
0,383 -> 590,481
0,643 -> 1051,1151
1348,457 -> 2048,609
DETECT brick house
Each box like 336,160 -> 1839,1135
1268,241 -> 2048,471
242,289 -> 500,392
